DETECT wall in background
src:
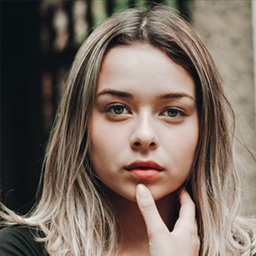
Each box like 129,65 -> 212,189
192,0 -> 256,215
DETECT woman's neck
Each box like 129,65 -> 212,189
106,190 -> 178,256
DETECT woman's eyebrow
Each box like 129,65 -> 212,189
96,89 -> 133,98
96,89 -> 195,101
159,92 -> 196,101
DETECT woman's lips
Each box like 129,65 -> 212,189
129,169 -> 160,179
125,161 -> 163,179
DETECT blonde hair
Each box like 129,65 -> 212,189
2,6 -> 256,256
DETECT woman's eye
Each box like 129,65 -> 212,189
105,104 -> 130,116
161,108 -> 186,119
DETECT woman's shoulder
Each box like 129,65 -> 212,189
1,225 -> 49,256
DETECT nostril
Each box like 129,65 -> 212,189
150,142 -> 155,147
134,142 -> 141,147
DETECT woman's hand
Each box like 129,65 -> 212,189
136,184 -> 200,256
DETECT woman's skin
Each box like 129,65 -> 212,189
90,44 -> 200,255
136,185 -> 200,256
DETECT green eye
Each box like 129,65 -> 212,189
106,104 -> 129,116
161,108 -> 186,119
167,109 -> 180,117
112,105 -> 125,114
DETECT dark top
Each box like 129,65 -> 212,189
1,225 -> 49,256
1,225 -> 256,256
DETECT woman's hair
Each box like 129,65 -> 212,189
2,6 -> 256,256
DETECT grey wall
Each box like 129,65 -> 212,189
192,0 -> 256,215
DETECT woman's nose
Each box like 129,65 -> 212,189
130,117 -> 159,151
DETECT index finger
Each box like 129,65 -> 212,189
136,184 -> 168,237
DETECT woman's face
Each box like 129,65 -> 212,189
90,44 -> 199,202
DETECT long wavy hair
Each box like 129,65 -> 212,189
2,6 -> 256,256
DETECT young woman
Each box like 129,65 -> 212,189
1,6 -> 256,256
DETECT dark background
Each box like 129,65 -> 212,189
0,0 -> 190,213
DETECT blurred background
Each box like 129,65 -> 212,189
1,0 -> 256,215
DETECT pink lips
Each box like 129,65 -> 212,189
125,161 -> 163,179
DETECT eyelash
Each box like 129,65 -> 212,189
161,108 -> 187,119
105,104 -> 187,120
105,104 -> 130,116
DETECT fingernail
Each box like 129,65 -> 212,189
137,184 -> 147,197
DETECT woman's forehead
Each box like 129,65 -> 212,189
96,44 -> 196,99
